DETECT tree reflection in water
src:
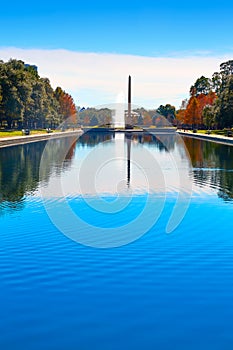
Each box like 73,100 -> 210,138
0,137 -> 77,212
183,137 -> 233,201
0,132 -> 232,214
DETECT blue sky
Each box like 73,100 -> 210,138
1,0 -> 233,108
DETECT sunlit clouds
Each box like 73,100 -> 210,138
0,47 -> 231,109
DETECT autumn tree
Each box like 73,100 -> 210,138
180,60 -> 233,129
184,96 -> 200,127
184,74 -> 217,128
195,91 -> 217,125
143,114 -> 152,125
176,109 -> 186,127
55,87 -> 77,124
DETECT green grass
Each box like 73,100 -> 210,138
0,128 -> 80,138
194,130 -> 206,134
190,129 -> 232,136
0,129 -> 48,138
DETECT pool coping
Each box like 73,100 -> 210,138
0,130 -> 83,148
1,129 -> 233,148
177,130 -> 233,146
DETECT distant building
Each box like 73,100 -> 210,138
124,110 -> 140,119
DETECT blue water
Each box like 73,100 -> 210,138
0,133 -> 233,349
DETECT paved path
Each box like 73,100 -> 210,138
177,130 -> 233,146
0,130 -> 83,148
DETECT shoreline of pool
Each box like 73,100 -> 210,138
177,130 -> 233,146
1,128 -> 233,148
0,129 -> 83,148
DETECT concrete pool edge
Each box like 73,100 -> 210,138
177,130 -> 233,146
1,129 -> 233,148
0,130 -> 83,148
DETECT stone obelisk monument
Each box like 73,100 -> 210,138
127,75 -> 132,128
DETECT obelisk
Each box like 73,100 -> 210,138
127,75 -> 132,127
126,132 -> 132,186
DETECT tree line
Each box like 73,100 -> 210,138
78,106 -> 176,127
1,58 -> 233,130
0,59 -> 76,129
176,60 -> 233,129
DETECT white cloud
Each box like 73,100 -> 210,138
0,47 -> 232,109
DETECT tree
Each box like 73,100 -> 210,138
55,87 -> 77,124
28,80 -> 47,128
196,91 -> 217,126
184,76 -> 217,128
83,115 -> 90,126
0,59 -> 76,129
137,114 -> 143,125
192,76 -> 211,95
212,72 -> 222,95
219,60 -> 233,93
90,115 -> 99,126
156,104 -> 176,124
181,60 -> 233,129
176,109 -> 186,127
0,60 -> 26,127
42,78 -> 59,128
143,114 -> 152,125
220,60 -> 233,77
202,105 -> 214,129
214,75 -> 233,128
184,96 -> 200,127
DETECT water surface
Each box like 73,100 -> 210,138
0,132 -> 233,349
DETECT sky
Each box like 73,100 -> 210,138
1,0 -> 233,109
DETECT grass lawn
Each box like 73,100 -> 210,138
190,129 -> 231,136
0,130 -> 48,138
0,128 -> 79,138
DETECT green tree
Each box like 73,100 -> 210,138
42,78 -> 59,128
202,105 -> 214,129
0,59 -> 74,129
157,104 -> 176,124
214,75 -> 233,128
0,60 -> 25,127
192,76 -> 211,95
220,60 -> 233,77
212,72 -> 222,95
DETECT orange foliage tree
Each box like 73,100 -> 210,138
143,114 -> 152,125
176,109 -> 186,126
184,96 -> 200,127
196,92 -> 217,124
55,87 -> 77,123
184,91 -> 217,127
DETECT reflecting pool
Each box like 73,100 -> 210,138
0,132 -> 233,350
